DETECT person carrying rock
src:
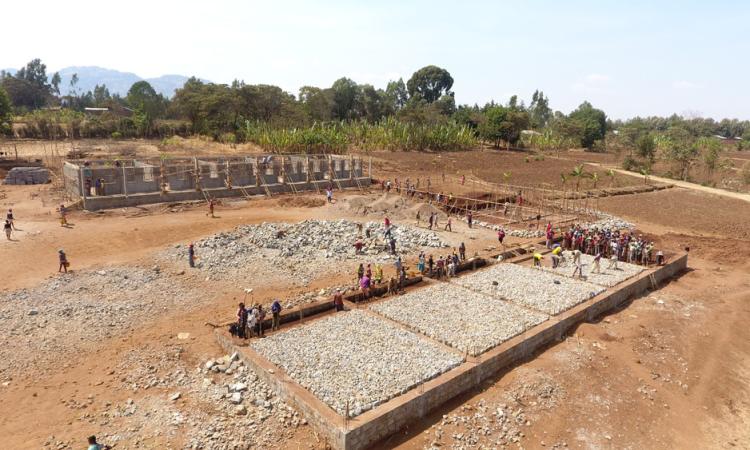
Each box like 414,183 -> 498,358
58,249 -> 69,273
271,299 -> 282,331
333,289 -> 345,311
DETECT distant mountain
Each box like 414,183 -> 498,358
49,66 -> 194,98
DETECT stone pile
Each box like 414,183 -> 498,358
3,166 -> 49,185
452,263 -> 605,315
459,216 -> 544,238
371,284 -> 548,356
252,310 -> 463,417
163,219 -> 446,283
0,266 -> 198,379
540,251 -> 644,287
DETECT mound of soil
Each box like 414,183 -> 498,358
276,196 -> 326,208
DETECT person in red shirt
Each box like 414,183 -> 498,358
333,289 -> 344,312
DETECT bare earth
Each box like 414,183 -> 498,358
0,147 -> 748,450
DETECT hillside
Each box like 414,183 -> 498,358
51,66 -> 193,97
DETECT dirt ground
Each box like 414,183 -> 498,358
0,147 -> 749,450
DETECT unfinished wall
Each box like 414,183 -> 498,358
63,155 -> 369,210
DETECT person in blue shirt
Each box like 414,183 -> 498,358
271,299 -> 282,331
87,435 -> 111,450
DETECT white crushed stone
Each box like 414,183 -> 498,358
161,219 -> 447,283
452,263 -> 605,315
370,283 -> 548,356
251,310 -> 463,417
541,251 -> 644,287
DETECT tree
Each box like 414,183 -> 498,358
330,78 -> 361,120
529,90 -> 552,129
606,169 -> 616,187
635,133 -> 656,166
568,101 -> 607,149
299,86 -> 332,121
126,81 -> 166,136
50,72 -> 61,95
695,136 -> 722,176
360,84 -> 385,122
569,164 -> 589,191
406,65 -> 453,103
478,105 -> 529,148
657,126 -> 697,180
16,59 -> 49,90
385,78 -> 408,112
0,85 -> 12,135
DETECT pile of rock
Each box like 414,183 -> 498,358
452,263 -> 605,315
3,166 -> 49,185
163,220 -> 447,282
371,283 -> 548,356
0,266 -> 198,379
252,310 -> 463,417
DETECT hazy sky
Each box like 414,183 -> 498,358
3,0 -> 749,120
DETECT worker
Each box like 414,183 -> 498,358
3,219 -> 11,240
59,204 -> 68,227
188,243 -> 196,268
374,263 -> 383,284
444,217 -> 452,232
207,199 -> 215,218
459,242 -> 466,261
551,245 -> 563,268
87,435 -> 112,450
271,299 -> 282,331
6,209 -> 16,230
592,252 -> 602,274
333,289 -> 344,312
533,251 -> 543,267
58,249 -> 69,273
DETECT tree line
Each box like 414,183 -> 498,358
1,58 -> 749,160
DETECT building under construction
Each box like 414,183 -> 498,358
62,154 -> 371,210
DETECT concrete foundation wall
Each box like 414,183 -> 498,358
217,254 -> 687,450
81,178 -> 370,210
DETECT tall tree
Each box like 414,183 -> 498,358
406,65 -> 453,103
330,78 -> 361,120
529,90 -> 552,129
126,81 -> 166,136
299,86 -> 332,121
50,72 -> 61,95
385,78 -> 408,112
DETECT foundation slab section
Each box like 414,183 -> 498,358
370,283 -> 548,356
217,254 -> 687,450
453,263 -> 605,315
251,310 -> 464,418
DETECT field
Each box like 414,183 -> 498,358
0,143 -> 748,449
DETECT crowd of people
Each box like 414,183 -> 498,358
560,223 -> 662,266
235,298 -> 284,340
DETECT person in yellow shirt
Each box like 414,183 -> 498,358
533,252 -> 544,267
373,263 -> 383,284
551,245 -> 563,268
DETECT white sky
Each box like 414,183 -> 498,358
3,0 -> 749,120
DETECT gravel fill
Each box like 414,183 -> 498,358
541,251 -> 644,287
452,263 -> 605,315
161,219 -> 446,283
251,310 -> 463,417
370,283 -> 548,356
0,266 -> 198,379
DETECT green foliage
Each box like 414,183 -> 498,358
635,133 -> 656,164
243,118 -> 476,154
695,137 -> 721,175
568,101 -> 607,149
406,65 -> 453,103
529,90 -> 552,129
478,105 -> 530,148
0,85 -> 12,136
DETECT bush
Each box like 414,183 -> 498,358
111,131 -> 122,139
